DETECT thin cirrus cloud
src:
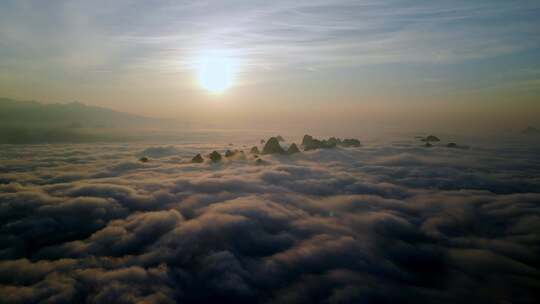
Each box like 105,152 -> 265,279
1,0 -> 539,77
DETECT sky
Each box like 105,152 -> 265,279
1,0 -> 540,131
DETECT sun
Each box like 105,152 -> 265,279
196,53 -> 238,93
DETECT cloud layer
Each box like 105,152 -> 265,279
1,138 -> 540,303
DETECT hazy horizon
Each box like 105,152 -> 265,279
2,97 -> 539,138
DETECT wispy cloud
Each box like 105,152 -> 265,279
2,1 -> 540,76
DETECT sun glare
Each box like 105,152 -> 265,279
196,52 -> 238,93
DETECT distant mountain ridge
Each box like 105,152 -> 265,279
0,98 -> 183,144
0,97 -> 161,129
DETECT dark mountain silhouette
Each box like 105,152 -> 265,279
302,134 -> 361,150
192,154 -> 204,163
421,135 -> 440,142
287,143 -> 301,154
209,151 -> 222,162
262,137 -> 286,154
0,97 -> 162,128
0,98 -> 181,143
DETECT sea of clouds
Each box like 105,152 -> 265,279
1,135 -> 539,303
